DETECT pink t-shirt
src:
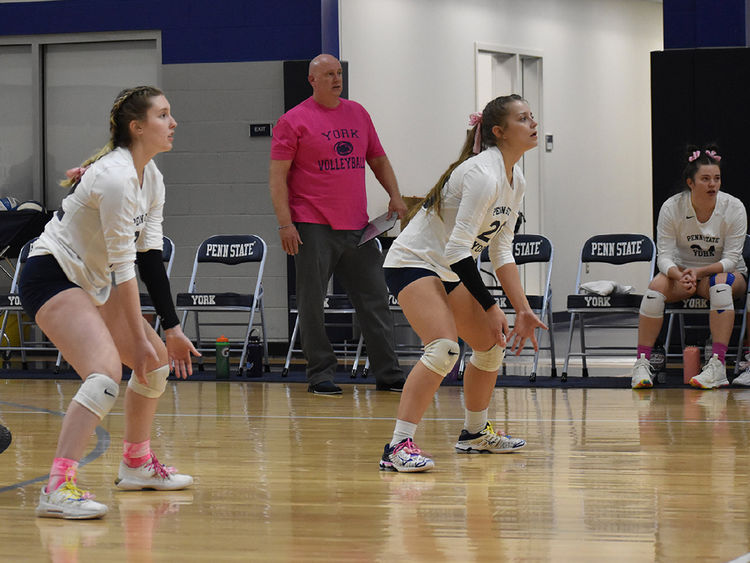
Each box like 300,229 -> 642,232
271,97 -> 386,230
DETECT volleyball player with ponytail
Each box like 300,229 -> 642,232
378,95 -> 545,472
20,86 -> 199,519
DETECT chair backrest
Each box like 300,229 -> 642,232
196,234 -> 265,265
580,233 -> 655,265
186,234 -> 267,297
743,234 -> 750,267
18,237 -> 37,264
162,236 -> 175,277
9,237 -> 38,293
575,233 -> 656,292
479,234 -> 554,304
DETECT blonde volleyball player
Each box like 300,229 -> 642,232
631,146 -> 747,390
379,95 -> 546,472
19,86 -> 200,519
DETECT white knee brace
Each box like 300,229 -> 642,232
639,289 -> 666,318
710,284 -> 734,312
127,364 -> 170,399
420,338 -> 461,377
470,343 -> 505,372
73,373 -> 119,420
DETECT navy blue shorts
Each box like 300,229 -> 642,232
18,254 -> 80,320
384,267 -> 460,299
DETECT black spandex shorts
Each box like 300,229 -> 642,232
384,267 -> 460,299
18,254 -> 80,320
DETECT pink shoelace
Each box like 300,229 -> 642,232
145,454 -> 177,479
392,438 -> 423,455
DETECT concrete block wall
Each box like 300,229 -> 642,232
160,61 -> 289,344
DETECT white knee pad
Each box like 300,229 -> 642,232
470,343 -> 505,372
127,364 -> 170,399
639,289 -> 666,318
710,283 -> 734,311
73,373 -> 119,420
420,338 -> 460,377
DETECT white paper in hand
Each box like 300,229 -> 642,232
358,211 -> 398,246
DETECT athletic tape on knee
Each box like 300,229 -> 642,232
420,338 -> 460,377
639,289 -> 666,319
710,272 -> 736,287
127,364 -> 170,399
73,373 -> 119,420
710,283 -> 734,312
470,343 -> 505,372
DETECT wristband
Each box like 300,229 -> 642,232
278,224 -> 292,230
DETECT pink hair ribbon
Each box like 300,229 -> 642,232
65,166 -> 89,183
687,150 -> 701,163
469,112 -> 483,154
705,150 -> 721,162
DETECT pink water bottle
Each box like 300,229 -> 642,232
683,346 -> 700,384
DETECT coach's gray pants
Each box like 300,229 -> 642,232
294,223 -> 402,386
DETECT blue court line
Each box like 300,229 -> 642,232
0,400 -> 110,494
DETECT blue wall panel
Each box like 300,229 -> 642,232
664,0 -> 747,48
0,0 -> 337,63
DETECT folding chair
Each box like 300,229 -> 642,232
0,238 -> 63,371
665,234 -> 750,374
139,236 -> 175,333
176,234 -> 269,377
561,233 -> 656,381
282,238 -> 388,379
282,288 -> 365,378
458,234 -> 556,382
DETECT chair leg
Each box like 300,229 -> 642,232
352,333 -> 364,378
260,299 -> 270,372
282,315 -> 300,377
547,307 -> 557,378
578,313 -> 589,377
561,313 -> 577,382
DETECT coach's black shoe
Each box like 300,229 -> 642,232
376,379 -> 405,392
308,381 -> 343,395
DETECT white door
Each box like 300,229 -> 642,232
475,44 -> 544,294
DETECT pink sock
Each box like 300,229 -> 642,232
637,345 -> 652,360
123,439 -> 151,468
712,342 -> 728,364
47,457 -> 78,492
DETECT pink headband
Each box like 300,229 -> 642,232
65,166 -> 89,184
469,112 -> 482,154
688,150 -> 721,163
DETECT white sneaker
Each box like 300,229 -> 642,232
379,438 -> 434,472
733,367 -> 750,386
631,354 -> 654,389
115,454 -> 193,491
690,354 -> 729,389
36,480 -> 108,520
455,421 -> 526,453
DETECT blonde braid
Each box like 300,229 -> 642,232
59,86 -> 162,188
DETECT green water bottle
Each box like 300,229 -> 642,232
215,335 -> 230,379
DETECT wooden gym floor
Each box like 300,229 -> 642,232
3,378 -> 750,562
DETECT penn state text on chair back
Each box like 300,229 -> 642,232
139,236 -> 175,333
561,233 -> 656,381
176,234 -> 269,377
0,237 -> 63,371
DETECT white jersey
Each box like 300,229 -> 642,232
384,146 -> 525,280
31,147 -> 165,305
656,190 -> 747,276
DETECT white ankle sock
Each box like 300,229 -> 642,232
390,419 -> 417,447
465,408 -> 488,434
